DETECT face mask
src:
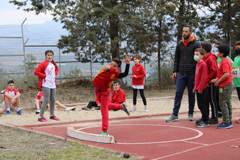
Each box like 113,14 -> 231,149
235,49 -> 240,55
194,55 -> 200,61
213,48 -> 217,53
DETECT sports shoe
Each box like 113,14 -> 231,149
36,109 -> 40,114
217,122 -> 231,129
66,107 -> 76,111
196,118 -> 203,124
101,131 -> 108,135
229,122 -> 233,128
217,111 -> 223,118
166,114 -> 179,122
82,107 -> 90,110
95,106 -> 101,110
38,117 -> 48,122
195,120 -> 209,127
144,108 -> 148,112
17,109 -> 22,115
6,110 -> 10,115
130,107 -> 136,112
208,117 -> 218,124
188,114 -> 194,121
236,118 -> 240,124
121,103 -> 130,116
50,115 -> 59,120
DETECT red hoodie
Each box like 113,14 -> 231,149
131,63 -> 146,85
194,61 -> 208,92
110,87 -> 126,104
34,59 -> 59,88
202,52 -> 218,83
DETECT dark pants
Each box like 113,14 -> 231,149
208,84 -> 218,118
87,101 -> 97,109
216,87 -> 221,112
236,87 -> 240,101
133,88 -> 147,105
196,88 -> 209,123
173,73 -> 195,116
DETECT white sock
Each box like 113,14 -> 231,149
17,108 -> 20,111
7,108 -> 10,111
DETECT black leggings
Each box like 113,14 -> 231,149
133,88 -> 147,105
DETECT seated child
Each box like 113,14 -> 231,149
108,79 -> 128,114
3,80 -> 22,115
82,96 -> 101,110
35,91 -> 75,114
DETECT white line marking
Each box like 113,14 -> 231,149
77,124 -> 203,145
183,140 -> 209,146
153,137 -> 240,160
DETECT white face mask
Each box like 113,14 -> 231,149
194,55 -> 200,61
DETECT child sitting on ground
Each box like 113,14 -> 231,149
35,91 -> 76,114
82,96 -> 101,110
3,80 -> 22,115
108,79 -> 128,114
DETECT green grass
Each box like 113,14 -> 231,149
0,126 -> 140,160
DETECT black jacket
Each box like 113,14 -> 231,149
173,36 -> 201,75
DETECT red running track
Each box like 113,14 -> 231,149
20,111 -> 240,160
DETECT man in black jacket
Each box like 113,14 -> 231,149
166,25 -> 201,122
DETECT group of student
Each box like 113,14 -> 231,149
193,41 -> 240,129
1,50 -> 147,135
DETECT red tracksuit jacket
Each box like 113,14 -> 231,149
202,52 -> 217,83
110,87 -> 126,104
194,61 -> 208,92
34,59 -> 59,88
131,63 -> 146,85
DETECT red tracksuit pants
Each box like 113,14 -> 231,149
94,88 -> 123,132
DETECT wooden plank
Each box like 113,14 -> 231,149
67,127 -> 115,144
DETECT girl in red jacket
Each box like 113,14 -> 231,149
130,54 -> 148,112
34,50 -> 59,122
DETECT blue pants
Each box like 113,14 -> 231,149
173,73 -> 195,116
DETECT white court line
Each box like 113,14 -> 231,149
77,124 -> 203,145
183,140 -> 209,146
153,137 -> 240,160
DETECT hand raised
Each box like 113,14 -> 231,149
122,55 -> 130,64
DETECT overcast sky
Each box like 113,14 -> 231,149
0,0 -> 53,25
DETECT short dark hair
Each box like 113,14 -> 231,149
113,79 -> 119,85
215,41 -> 223,46
132,54 -> 141,60
194,48 -> 205,55
112,58 -> 122,68
235,41 -> 240,46
7,80 -> 14,85
201,42 -> 212,53
218,44 -> 230,57
183,25 -> 193,32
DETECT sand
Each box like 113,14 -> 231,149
1,95 -> 240,126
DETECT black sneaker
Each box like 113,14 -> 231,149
208,118 -> 218,124
95,106 -> 101,110
122,103 -> 130,116
195,120 -> 209,127
196,118 -> 203,124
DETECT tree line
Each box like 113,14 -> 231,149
10,0 -> 240,84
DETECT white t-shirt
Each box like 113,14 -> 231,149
42,63 -> 56,89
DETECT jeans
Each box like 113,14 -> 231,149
173,73 -> 195,116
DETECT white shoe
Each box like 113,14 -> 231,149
130,108 -> 136,112
36,109 -> 40,114
144,108 -> 148,112
66,107 -> 76,111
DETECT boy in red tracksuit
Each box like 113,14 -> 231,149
201,42 -> 218,124
193,48 -> 209,127
108,79 -> 128,114
130,54 -> 147,112
82,96 -> 101,110
93,56 -> 130,135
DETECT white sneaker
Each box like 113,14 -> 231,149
66,107 -> 76,111
130,108 -> 136,112
144,108 -> 148,112
36,109 -> 40,114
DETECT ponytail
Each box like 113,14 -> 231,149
51,59 -> 58,69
